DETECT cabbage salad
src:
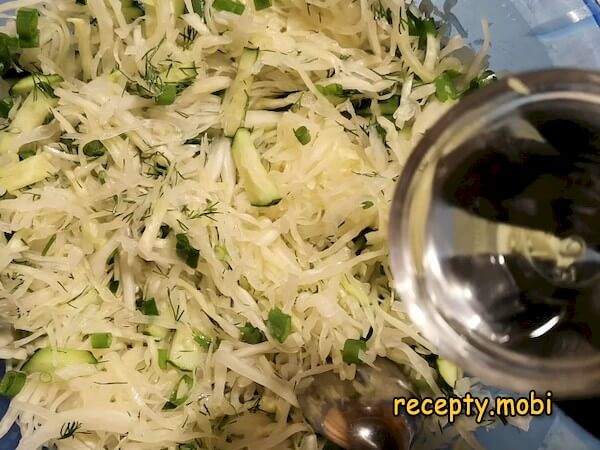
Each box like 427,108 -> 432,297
0,0 -> 498,448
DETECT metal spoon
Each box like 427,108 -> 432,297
298,358 -> 421,450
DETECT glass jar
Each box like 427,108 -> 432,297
389,69 -> 600,398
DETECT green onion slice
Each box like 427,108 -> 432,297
156,84 -> 177,105
239,323 -> 266,344
0,99 -> 12,118
213,0 -> 245,15
175,234 -> 200,269
254,0 -> 272,10
16,8 -> 40,48
293,126 -> 311,145
266,308 -> 292,343
90,333 -> 113,349
158,349 -> 168,369
193,332 -> 212,350
435,72 -> 460,102
342,338 -> 367,364
137,298 -> 160,316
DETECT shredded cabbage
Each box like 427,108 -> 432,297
0,0 -> 499,449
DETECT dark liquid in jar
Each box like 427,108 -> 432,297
436,109 -> 600,354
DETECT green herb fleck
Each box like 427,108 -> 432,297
41,234 -> 56,256
18,146 -> 36,160
96,170 -> 107,184
373,122 -> 387,142
0,99 -> 13,118
159,224 -> 171,239
357,96 -> 400,117
316,83 -> 345,98
178,444 -> 196,450
176,233 -> 200,269
180,25 -> 198,49
109,279 -> 119,294
371,1 -> 392,23
352,227 -> 376,255
181,202 -> 220,221
59,421 -> 82,440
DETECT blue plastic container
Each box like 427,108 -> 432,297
1,1 -> 600,449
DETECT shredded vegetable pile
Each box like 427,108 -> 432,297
0,0 -> 500,449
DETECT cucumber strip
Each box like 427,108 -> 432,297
168,327 -> 206,371
10,92 -> 56,133
0,134 -> 18,162
0,371 -> 26,398
437,358 -> 461,388
231,128 -> 281,207
142,0 -> 184,36
170,0 -> 185,16
163,374 -> 193,409
10,74 -> 63,96
190,0 -> 204,14
144,323 -> 170,340
68,18 -> 93,81
158,348 -> 168,369
161,62 -> 197,83
108,70 -> 125,84
141,3 -> 156,37
222,48 -> 259,137
244,110 -> 280,130
122,6 -> 144,23
22,347 -> 97,374
0,153 -> 59,192
0,91 -> 57,159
